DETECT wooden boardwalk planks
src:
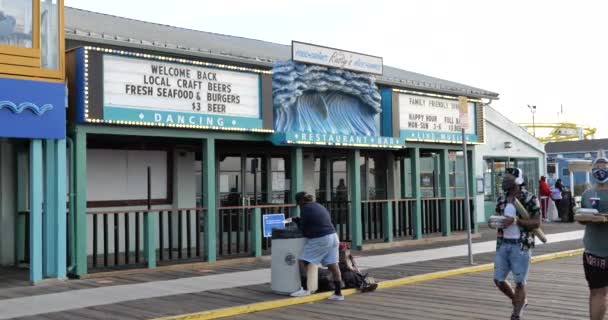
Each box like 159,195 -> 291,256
233,256 -> 588,320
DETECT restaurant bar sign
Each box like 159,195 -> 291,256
398,93 -> 480,143
271,132 -> 405,149
292,41 -> 383,75
70,47 -> 270,132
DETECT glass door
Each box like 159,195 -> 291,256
331,158 -> 348,202
219,153 -> 290,206
420,151 -> 439,198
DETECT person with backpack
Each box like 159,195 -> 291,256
492,168 -> 541,320
338,243 -> 378,292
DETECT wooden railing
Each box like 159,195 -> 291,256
77,197 -> 474,271
89,210 -> 147,269
421,198 -> 444,234
158,208 -> 206,262
360,199 -> 417,242
393,199 -> 416,239
319,200 -> 351,242
450,198 -> 475,232
361,200 -> 386,242
87,208 -> 206,270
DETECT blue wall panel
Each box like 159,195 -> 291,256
0,78 -> 65,139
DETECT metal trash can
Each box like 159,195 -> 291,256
270,226 -> 305,295
558,191 -> 575,222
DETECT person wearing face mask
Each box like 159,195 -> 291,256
492,168 -> 541,320
579,156 -> 608,320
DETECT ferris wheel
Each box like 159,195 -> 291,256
517,122 -> 596,143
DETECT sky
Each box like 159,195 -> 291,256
64,0 -> 608,138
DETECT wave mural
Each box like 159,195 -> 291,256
273,60 -> 381,136
0,101 -> 54,116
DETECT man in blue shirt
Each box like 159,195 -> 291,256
290,192 -> 343,301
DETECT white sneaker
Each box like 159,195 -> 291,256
290,288 -> 311,297
328,294 -> 344,301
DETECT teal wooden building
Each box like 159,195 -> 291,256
3,6 -> 504,281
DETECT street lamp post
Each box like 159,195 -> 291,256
527,105 -> 537,137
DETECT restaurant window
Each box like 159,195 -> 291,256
484,159 -> 508,202
331,159 -> 348,201
484,158 -> 540,202
514,158 -> 539,195
40,0 -> 59,69
359,155 -> 388,200
420,151 -> 438,198
219,156 -> 242,207
0,0 -> 33,47
449,151 -> 466,197
269,157 -> 289,204
402,154 -> 413,198
0,0 -> 63,77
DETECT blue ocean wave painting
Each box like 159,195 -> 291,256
0,101 -> 53,116
273,60 -> 381,136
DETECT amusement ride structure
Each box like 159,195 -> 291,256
518,122 -> 596,143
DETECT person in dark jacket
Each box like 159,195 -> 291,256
290,192 -> 343,301
552,178 -> 564,200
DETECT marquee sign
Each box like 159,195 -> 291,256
292,41 -> 383,75
69,47 -> 272,132
398,92 -> 481,143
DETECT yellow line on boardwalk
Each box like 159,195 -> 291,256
152,248 -> 584,320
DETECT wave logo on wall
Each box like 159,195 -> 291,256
273,60 -> 381,136
0,101 -> 54,116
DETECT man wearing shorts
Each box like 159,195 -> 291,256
290,192 -> 343,301
579,157 -> 608,320
492,168 -> 541,320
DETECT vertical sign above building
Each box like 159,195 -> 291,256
458,96 -> 469,130
291,41 -> 383,75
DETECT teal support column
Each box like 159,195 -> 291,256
410,148 -> 422,239
468,149 -> 479,233
289,147 -> 303,217
73,129 -> 87,276
202,138 -> 217,262
43,139 -> 67,278
66,137 -> 76,275
382,203 -> 393,242
144,212 -> 157,268
383,154 -> 395,242
55,139 -> 67,278
15,147 -> 28,265
29,139 -> 43,284
400,158 -> 407,198
349,150 -> 362,249
43,140 -> 56,277
251,208 -> 262,257
439,149 -> 451,236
